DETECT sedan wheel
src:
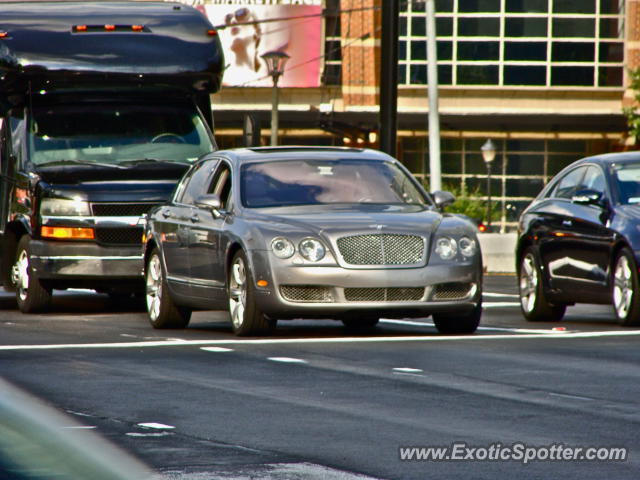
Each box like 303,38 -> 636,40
228,251 -> 274,336
145,249 -> 191,329
612,249 -> 640,326
518,248 -> 565,322
12,236 -> 52,313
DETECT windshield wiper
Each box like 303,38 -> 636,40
118,158 -> 187,166
38,159 -> 124,169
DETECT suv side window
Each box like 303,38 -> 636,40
551,166 -> 587,199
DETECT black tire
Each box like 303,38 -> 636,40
227,250 -> 275,336
13,236 -> 52,313
145,249 -> 191,329
518,247 -> 565,322
612,248 -> 640,326
1,232 -> 18,292
432,301 -> 482,334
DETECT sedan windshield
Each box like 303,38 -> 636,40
29,103 -> 214,166
614,162 -> 640,204
241,159 -> 429,208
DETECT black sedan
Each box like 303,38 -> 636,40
517,151 -> 640,325
143,147 -> 483,336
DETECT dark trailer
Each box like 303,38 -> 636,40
0,1 -> 224,312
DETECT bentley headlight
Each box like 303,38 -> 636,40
299,238 -> 325,262
459,236 -> 477,257
271,237 -> 295,259
40,197 -> 90,216
435,237 -> 457,260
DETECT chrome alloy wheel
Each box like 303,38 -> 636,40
229,256 -> 247,329
613,254 -> 633,319
519,253 -> 538,314
13,249 -> 30,302
146,254 -> 163,322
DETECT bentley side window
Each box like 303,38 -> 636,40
209,164 -> 232,210
179,161 -> 216,205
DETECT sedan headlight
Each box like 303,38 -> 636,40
435,237 -> 457,260
299,238 -> 325,262
271,237 -> 295,259
40,197 -> 91,216
459,236 -> 477,257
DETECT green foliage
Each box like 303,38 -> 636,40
624,68 -> 640,141
441,183 -> 499,222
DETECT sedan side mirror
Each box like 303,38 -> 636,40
572,189 -> 605,207
432,190 -> 456,210
195,194 -> 222,211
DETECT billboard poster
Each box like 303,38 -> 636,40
202,1 -> 323,88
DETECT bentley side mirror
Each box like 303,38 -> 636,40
432,190 -> 456,210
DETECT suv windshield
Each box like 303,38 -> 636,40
29,103 -> 214,166
241,159 -> 429,208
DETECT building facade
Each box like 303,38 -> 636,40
209,0 -> 634,231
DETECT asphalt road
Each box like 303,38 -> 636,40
1,275 -> 639,480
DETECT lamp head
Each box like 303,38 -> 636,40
481,139 -> 497,165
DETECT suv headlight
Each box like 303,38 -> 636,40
435,237 -> 457,260
299,238 -> 325,262
40,198 -> 91,216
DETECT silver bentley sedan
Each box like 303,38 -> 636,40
143,147 -> 483,336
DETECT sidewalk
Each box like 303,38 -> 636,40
477,233 -> 517,273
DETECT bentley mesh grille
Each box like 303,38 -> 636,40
344,287 -> 424,302
280,285 -> 333,303
91,203 -> 158,217
336,234 -> 425,265
95,227 -> 143,245
432,282 -> 473,300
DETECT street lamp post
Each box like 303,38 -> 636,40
261,50 -> 290,146
481,139 -> 497,230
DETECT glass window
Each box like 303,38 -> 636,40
598,67 -> 623,87
438,65 -> 453,84
505,42 -> 547,61
507,140 -> 545,151
548,154 -> 581,175
600,0 -> 622,14
580,166 -> 606,194
436,17 -> 453,36
599,43 -> 623,62
436,0 -> 454,12
241,159 -> 429,207
504,66 -> 546,85
457,42 -> 499,60
553,0 -> 595,14
506,154 -> 545,175
412,17 -> 426,36
551,166 -> 586,199
400,16 -> 408,36
411,41 -> 427,60
438,41 -> 453,60
614,163 -> 640,204
410,65 -> 427,84
411,0 -> 426,12
548,140 -> 586,153
458,0 -> 501,12
506,179 -> 545,197
179,161 -> 215,205
458,18 -> 500,36
505,0 -> 548,13
400,41 -> 407,60
552,42 -> 594,62
553,18 -> 595,38
505,18 -> 548,37
441,153 -> 462,173
458,65 -> 499,84
551,66 -> 594,86
599,18 -> 623,39
398,64 -> 407,84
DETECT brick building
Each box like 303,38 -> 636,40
211,0 -> 634,231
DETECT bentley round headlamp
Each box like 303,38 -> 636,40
271,237 -> 295,259
435,237 -> 457,260
459,236 -> 477,257
299,238 -> 325,262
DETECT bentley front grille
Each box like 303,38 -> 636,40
280,285 -> 333,303
432,282 -> 473,300
336,234 -> 425,266
344,287 -> 425,302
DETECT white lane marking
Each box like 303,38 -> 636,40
126,432 -> 172,437
548,392 -> 594,401
61,426 -> 97,430
2,329 -> 640,351
379,318 -> 562,334
201,347 -> 234,353
137,422 -> 175,429
483,301 -> 521,308
268,357 -> 309,364
393,367 -> 424,373
484,292 -> 519,298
